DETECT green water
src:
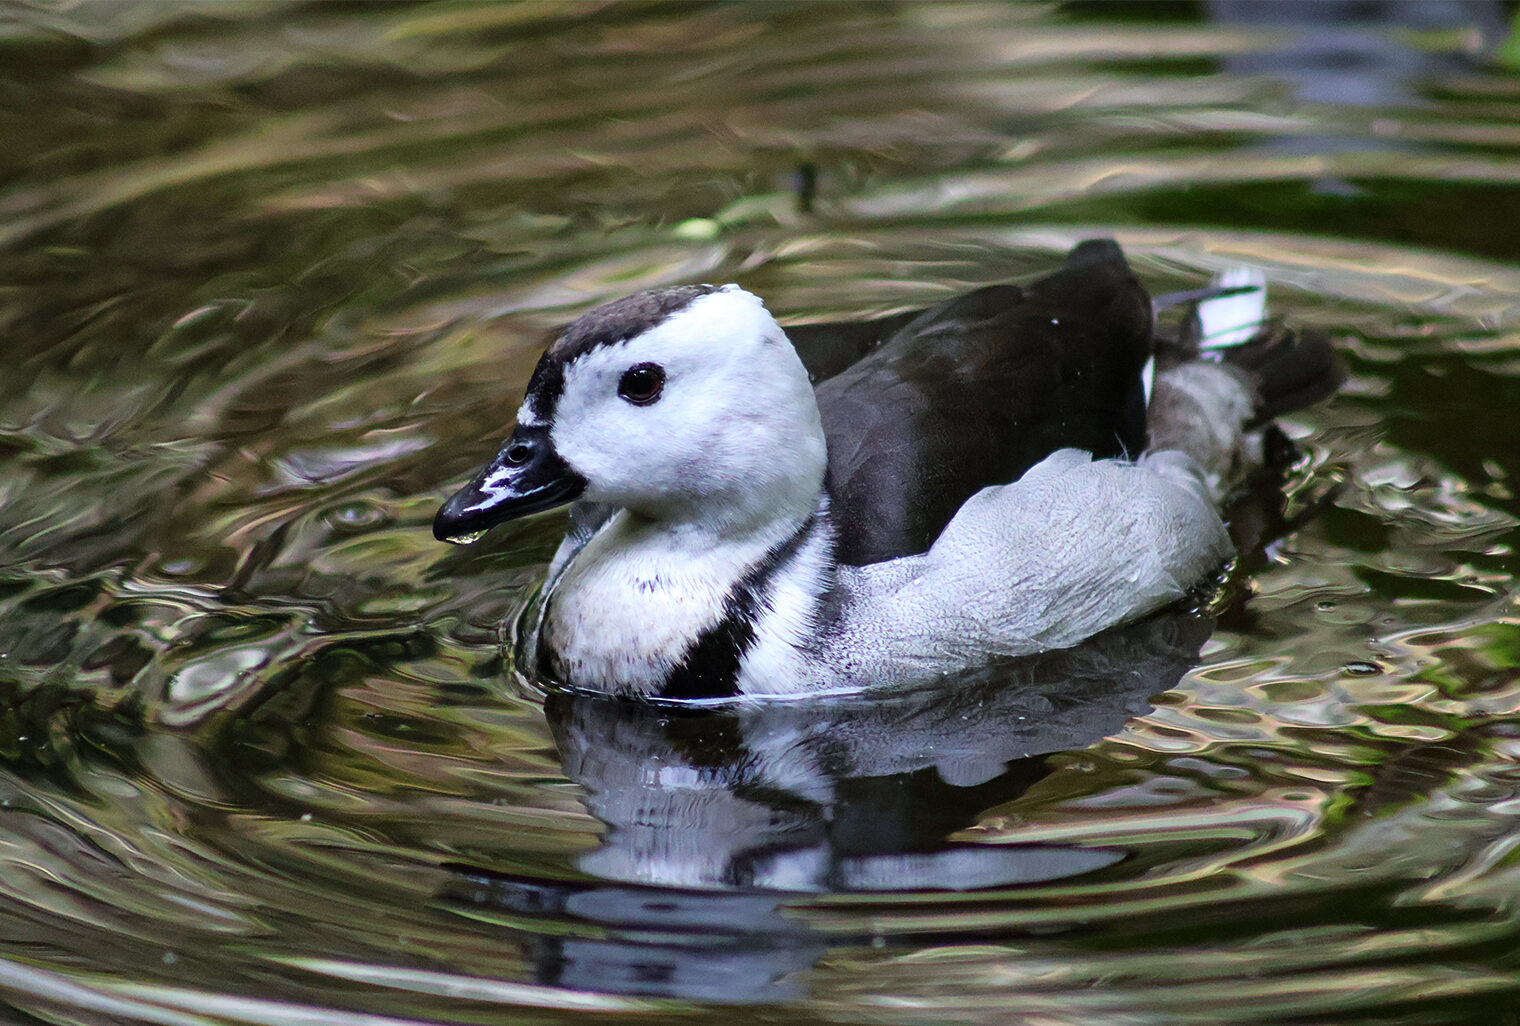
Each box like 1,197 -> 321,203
3,2 -> 1520,1023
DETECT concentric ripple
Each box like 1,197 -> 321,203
3,3 -> 1520,1024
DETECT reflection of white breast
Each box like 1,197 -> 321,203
547,609 -> 1201,893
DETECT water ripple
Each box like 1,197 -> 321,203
4,2 -> 1520,1023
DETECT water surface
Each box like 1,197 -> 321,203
3,2 -> 1520,1024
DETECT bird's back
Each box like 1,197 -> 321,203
810,240 -> 1153,566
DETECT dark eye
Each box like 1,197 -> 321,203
617,363 -> 665,406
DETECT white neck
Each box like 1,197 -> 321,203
620,450 -> 823,540
531,289 -> 838,694
540,493 -> 833,696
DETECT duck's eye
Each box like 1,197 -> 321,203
617,363 -> 665,406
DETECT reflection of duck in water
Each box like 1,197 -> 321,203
441,613 -> 1209,1002
548,611 -> 1211,892
434,240 -> 1337,698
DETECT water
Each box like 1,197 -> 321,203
3,2 -> 1520,1023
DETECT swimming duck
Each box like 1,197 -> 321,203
433,240 -> 1337,699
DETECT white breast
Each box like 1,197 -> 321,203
542,511 -> 813,694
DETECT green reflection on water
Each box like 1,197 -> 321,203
1,1 -> 1519,1024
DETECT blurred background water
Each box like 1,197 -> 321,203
3,1 -> 1520,1023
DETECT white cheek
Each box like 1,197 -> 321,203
553,365 -> 718,498
546,287 -> 824,513
554,399 -> 657,495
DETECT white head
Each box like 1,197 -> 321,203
435,285 -> 828,544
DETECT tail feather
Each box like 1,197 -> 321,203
1160,265 -> 1342,424
1148,261 -> 1340,512
1221,323 -> 1344,425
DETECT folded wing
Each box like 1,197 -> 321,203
807,240 -> 1153,566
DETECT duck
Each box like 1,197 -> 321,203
433,240 -> 1338,700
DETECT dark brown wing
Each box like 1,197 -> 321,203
811,240 -> 1153,566
785,309 -> 922,384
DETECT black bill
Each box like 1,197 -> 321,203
433,424 -> 586,543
